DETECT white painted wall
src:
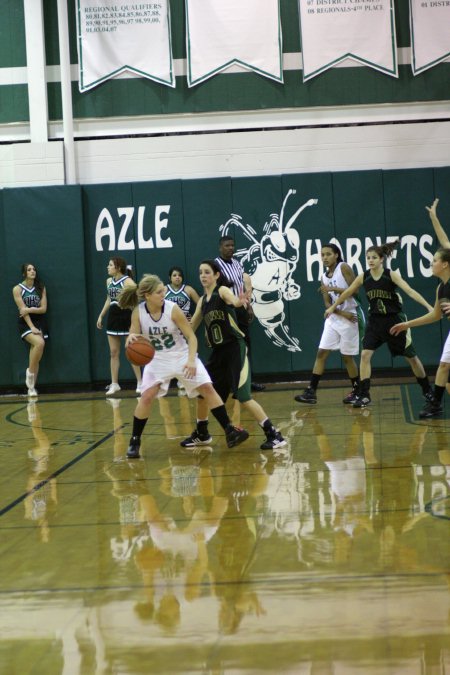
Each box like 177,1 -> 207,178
0,142 -> 64,188
74,120 -> 450,185
1,118 -> 450,188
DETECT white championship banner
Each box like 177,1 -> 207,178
299,0 -> 397,81
76,1 -> 175,92
185,0 -> 283,87
410,0 -> 450,75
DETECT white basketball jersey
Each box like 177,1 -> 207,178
323,262 -> 357,313
138,300 -> 187,359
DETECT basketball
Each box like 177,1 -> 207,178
126,338 -> 155,366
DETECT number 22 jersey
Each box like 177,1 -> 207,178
138,300 -> 187,358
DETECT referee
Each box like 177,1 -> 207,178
214,235 -> 265,392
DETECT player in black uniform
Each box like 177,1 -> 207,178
391,247 -> 450,418
12,263 -> 48,397
97,257 -> 142,396
181,260 -> 286,450
215,236 -> 265,392
325,241 -> 434,408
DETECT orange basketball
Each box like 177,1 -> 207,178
126,338 -> 155,367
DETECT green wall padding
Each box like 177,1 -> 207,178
285,171 -> 337,372
382,169 -> 442,366
230,176 -> 290,375
333,171 -> 388,370
0,190 -> 14,388
82,182 -> 136,383
1,167 -> 449,390
3,185 -> 90,389
180,177 -> 233,361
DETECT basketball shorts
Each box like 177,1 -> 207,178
362,313 -> 416,358
141,352 -> 211,398
319,309 -> 364,356
205,339 -> 252,404
440,330 -> 450,364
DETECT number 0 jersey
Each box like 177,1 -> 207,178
138,300 -> 187,358
201,287 -> 245,348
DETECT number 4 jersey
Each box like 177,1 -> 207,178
363,268 -> 402,316
138,299 -> 188,358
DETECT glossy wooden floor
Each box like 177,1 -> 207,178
1,383 -> 449,675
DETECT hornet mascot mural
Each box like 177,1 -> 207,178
219,190 -> 318,352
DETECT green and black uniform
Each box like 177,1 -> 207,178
362,268 -> 416,358
201,287 -> 252,403
437,279 -> 450,314
437,279 -> 450,364
17,283 -> 49,340
106,275 -> 132,336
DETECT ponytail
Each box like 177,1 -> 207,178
118,274 -> 162,310
118,284 -> 139,310
366,239 -> 400,260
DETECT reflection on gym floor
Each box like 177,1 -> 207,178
0,384 -> 449,674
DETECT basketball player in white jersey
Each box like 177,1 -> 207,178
295,243 -> 364,405
119,274 -> 249,458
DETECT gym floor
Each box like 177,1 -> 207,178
0,383 -> 449,674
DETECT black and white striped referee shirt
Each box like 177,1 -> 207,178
214,256 -> 244,295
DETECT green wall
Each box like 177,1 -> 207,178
3,186 -> 91,389
0,1 -> 26,67
1,1 -> 450,124
1,167 -> 448,391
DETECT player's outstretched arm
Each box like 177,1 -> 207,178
426,198 -> 450,248
390,290 -> 441,335
391,271 -> 434,312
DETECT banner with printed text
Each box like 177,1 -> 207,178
185,0 -> 283,87
410,0 -> 450,75
76,1 -> 175,92
298,0 -> 397,81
